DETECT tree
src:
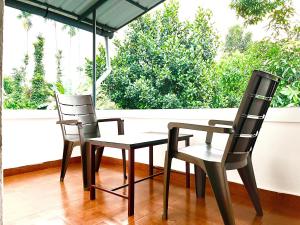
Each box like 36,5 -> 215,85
17,11 -> 32,89
230,0 -> 299,39
55,49 -> 65,94
62,24 -> 78,60
43,18 -> 65,94
62,24 -> 78,93
55,50 -> 63,83
30,35 -> 51,108
53,21 -> 58,50
62,24 -> 77,38
17,11 -> 32,54
214,40 -> 300,108
84,44 -> 107,80
4,56 -> 30,109
104,0 -> 219,109
3,76 -> 14,95
81,44 -> 117,109
224,25 -> 252,53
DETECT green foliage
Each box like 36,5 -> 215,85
4,55 -> 30,109
230,0 -> 298,39
215,40 -> 300,107
213,52 -> 252,108
55,50 -> 65,94
104,1 -> 219,109
8,2 -> 298,110
75,78 -> 117,109
55,50 -> 63,83
4,36 -> 59,109
62,25 -> 77,37
17,11 -> 32,32
280,85 -> 300,106
224,25 -> 252,53
55,81 -> 65,94
85,44 -> 107,80
83,44 -> 116,109
30,35 -> 52,108
17,11 -> 32,54
256,40 -> 300,106
3,76 -> 14,95
96,87 -> 117,109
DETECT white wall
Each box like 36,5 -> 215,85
3,108 -> 300,196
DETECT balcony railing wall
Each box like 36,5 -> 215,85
3,108 -> 300,196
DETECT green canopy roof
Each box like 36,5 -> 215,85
6,0 -> 165,38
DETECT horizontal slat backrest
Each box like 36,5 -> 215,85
62,114 -> 97,125
57,95 -> 92,105
227,70 -> 280,156
55,94 -> 99,140
59,104 -> 94,115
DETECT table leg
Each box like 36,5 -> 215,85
90,144 -> 96,200
149,145 -> 153,178
185,162 -> 190,188
95,146 -> 104,172
185,139 -> 190,188
128,148 -> 135,216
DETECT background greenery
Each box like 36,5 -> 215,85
3,0 -> 300,109
104,3 -> 218,109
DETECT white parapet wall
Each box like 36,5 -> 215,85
3,108 -> 300,196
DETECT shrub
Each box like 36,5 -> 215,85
30,35 -> 52,108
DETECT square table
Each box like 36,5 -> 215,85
88,132 -> 193,216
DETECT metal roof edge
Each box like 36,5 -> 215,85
5,0 -> 114,38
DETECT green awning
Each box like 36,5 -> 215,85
5,0 -> 165,38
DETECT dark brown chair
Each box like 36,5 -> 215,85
162,70 -> 280,225
55,94 -> 127,189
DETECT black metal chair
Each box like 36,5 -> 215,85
55,94 -> 127,190
162,70 -> 280,225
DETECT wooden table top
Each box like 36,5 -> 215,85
88,132 -> 193,149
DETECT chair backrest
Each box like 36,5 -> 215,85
227,70 -> 280,156
55,94 -> 99,141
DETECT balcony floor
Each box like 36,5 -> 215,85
4,161 -> 300,225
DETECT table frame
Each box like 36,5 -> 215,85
88,133 -> 192,216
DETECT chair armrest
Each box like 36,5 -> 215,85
56,120 -> 82,126
167,122 -> 233,155
168,122 -> 233,134
97,118 -> 123,123
97,118 -> 125,135
206,120 -> 233,144
208,120 -> 233,126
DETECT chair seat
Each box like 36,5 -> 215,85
177,144 -> 224,163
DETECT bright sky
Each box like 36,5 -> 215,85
3,0 -> 300,92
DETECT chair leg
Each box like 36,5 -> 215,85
238,157 -> 263,216
60,141 -> 73,182
194,165 -> 206,198
95,147 -> 104,172
162,151 -> 173,220
205,162 -> 235,225
122,149 -> 127,179
80,142 -> 90,190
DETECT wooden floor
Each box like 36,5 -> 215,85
4,161 -> 300,225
